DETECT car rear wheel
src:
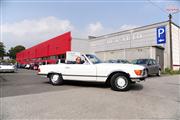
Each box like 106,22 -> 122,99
157,69 -> 161,76
49,73 -> 63,85
110,73 -> 131,91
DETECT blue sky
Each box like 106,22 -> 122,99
1,0 -> 180,50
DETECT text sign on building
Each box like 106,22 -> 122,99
157,26 -> 166,44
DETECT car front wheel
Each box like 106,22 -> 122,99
110,73 -> 131,91
49,73 -> 63,85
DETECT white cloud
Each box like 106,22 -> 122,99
84,23 -> 139,37
119,24 -> 139,31
1,17 -> 139,50
1,16 -> 74,50
87,22 -> 104,35
2,16 -> 73,37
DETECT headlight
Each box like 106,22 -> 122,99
134,70 -> 142,76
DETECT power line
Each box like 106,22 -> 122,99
147,0 -> 168,15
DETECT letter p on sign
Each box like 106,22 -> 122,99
157,26 -> 166,44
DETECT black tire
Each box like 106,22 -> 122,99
157,69 -> 161,76
110,73 -> 131,91
49,73 -> 63,85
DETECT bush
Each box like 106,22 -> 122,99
0,59 -> 16,64
162,68 -> 180,75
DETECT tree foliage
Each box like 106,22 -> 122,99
8,45 -> 25,59
0,42 -> 5,59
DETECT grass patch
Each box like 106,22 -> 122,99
162,68 -> 180,75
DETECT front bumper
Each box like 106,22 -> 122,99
130,69 -> 147,82
130,76 -> 147,82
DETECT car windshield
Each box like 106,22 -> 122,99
117,59 -> 130,63
132,59 -> 148,64
85,54 -> 102,64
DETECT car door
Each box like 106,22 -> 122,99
147,59 -> 154,74
63,63 -> 96,81
153,60 -> 159,74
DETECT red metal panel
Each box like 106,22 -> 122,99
16,32 -> 71,64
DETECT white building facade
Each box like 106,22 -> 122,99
86,21 -> 180,70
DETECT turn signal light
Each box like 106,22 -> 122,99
134,70 -> 142,76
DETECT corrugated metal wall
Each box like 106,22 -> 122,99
16,32 -> 71,64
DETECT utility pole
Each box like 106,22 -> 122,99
169,14 -> 173,69
147,1 -> 179,70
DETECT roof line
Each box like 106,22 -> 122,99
91,21 -> 170,39
171,21 -> 180,28
72,37 -> 88,40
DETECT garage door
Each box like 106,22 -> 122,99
126,47 -> 150,61
96,49 -> 125,61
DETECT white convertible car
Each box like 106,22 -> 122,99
38,53 -> 147,91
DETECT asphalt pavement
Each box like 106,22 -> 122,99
0,69 -> 180,120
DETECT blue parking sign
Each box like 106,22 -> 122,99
157,26 -> 166,44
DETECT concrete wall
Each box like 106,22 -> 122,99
90,21 -> 169,52
96,46 -> 152,61
96,49 -> 125,61
155,47 -> 164,69
71,38 -> 89,53
172,24 -> 180,70
89,21 -> 171,69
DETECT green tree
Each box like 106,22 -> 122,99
0,42 -> 5,59
8,45 -> 25,59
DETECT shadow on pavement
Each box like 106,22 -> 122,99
44,80 -> 108,88
44,80 -> 144,91
130,83 -> 143,91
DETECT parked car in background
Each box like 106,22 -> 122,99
25,64 -> 30,69
131,59 -> 161,76
106,59 -> 130,64
116,59 -> 130,64
18,64 -> 26,68
0,62 -> 16,73
106,59 -> 117,63
32,63 -> 39,70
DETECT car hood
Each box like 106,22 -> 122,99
134,64 -> 148,68
96,63 -> 145,70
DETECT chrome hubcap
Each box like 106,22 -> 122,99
116,77 -> 127,88
51,74 -> 59,83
